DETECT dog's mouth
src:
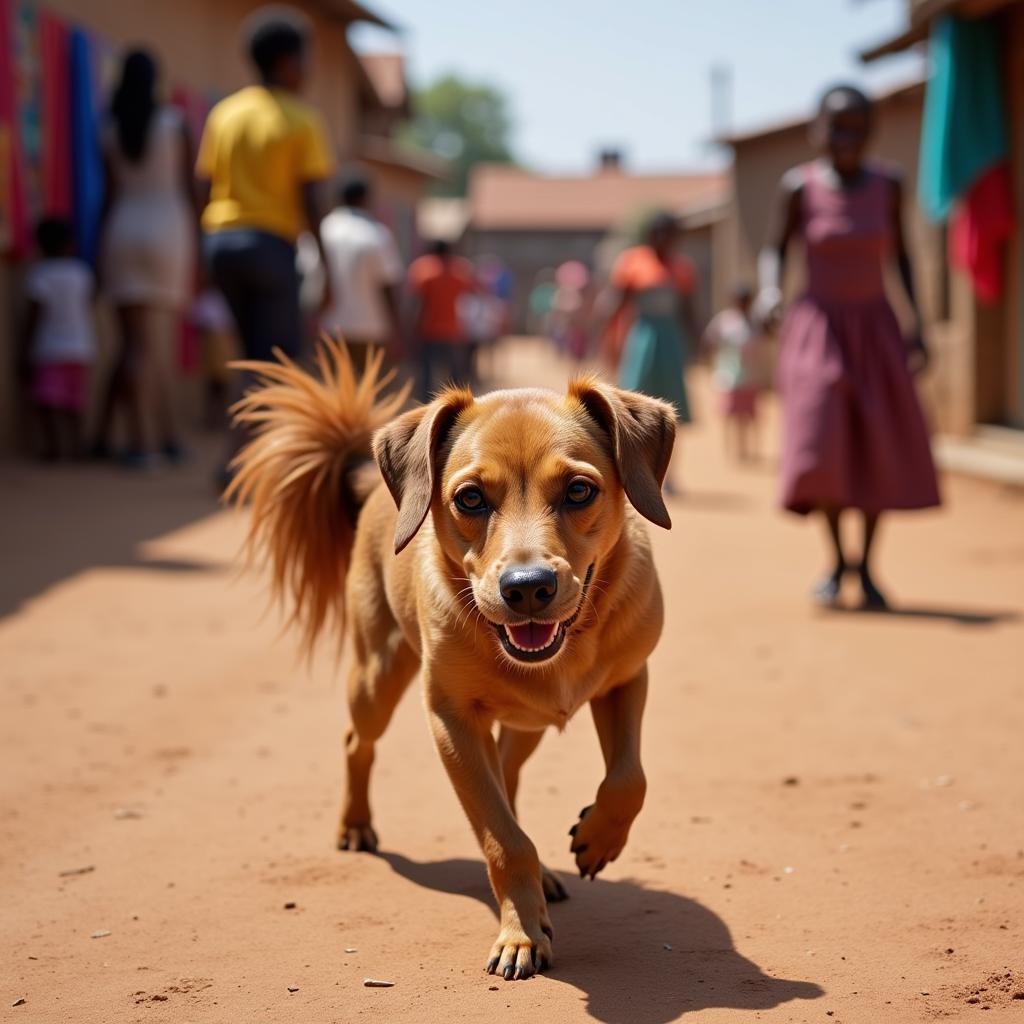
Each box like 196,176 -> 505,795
490,565 -> 594,665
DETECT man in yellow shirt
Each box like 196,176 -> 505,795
196,8 -> 334,373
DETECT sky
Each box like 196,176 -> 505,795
350,0 -> 925,175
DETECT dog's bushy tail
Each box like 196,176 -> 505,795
225,339 -> 409,655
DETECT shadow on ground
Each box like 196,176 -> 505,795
381,852 -> 823,1023
0,447 -> 225,620
827,604 -> 1019,627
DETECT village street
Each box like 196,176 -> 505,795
2,342 -> 1023,1023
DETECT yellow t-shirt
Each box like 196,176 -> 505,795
196,85 -> 335,242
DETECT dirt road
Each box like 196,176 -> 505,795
3,341 -> 1023,1023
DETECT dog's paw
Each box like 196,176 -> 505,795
540,866 -> 569,903
485,920 -> 553,981
337,824 -> 379,853
568,804 -> 629,880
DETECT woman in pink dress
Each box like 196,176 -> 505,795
759,85 -> 940,609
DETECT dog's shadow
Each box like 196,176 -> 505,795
381,852 -> 823,1022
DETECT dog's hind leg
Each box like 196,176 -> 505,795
497,726 -> 567,903
337,628 -> 418,853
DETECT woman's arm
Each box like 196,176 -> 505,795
756,167 -> 803,323
591,284 -> 631,343
178,117 -> 205,287
179,118 -> 203,224
890,174 -> 929,374
301,180 -> 333,313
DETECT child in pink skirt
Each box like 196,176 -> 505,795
703,283 -> 762,462
22,219 -> 97,460
758,84 -> 940,609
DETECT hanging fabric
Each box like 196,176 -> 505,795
949,162 -> 1016,304
918,14 -> 1008,222
13,0 -> 41,229
40,10 -> 72,218
70,27 -> 104,266
0,0 -> 28,255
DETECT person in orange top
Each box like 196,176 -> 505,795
603,212 -> 698,493
408,239 -> 478,400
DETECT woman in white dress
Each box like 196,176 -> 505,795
94,50 -> 198,466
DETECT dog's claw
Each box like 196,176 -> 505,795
486,957 -> 499,975
568,803 -> 629,881
541,867 -> 569,903
336,824 -> 379,853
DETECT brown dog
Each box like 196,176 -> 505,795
228,340 -> 674,981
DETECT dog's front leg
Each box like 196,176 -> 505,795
427,695 -> 552,980
570,667 -> 649,879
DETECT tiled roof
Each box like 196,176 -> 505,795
468,165 -> 728,232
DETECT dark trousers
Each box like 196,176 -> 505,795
204,229 -> 300,366
419,340 -> 474,401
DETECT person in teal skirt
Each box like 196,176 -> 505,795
605,213 -> 698,493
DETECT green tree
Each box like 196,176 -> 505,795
400,73 -> 516,197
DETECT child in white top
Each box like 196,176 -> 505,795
702,284 -> 763,462
23,218 -> 97,459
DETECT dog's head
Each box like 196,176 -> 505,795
373,378 -> 675,667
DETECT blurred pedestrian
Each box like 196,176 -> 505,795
526,268 -> 557,337
21,218 -> 96,461
603,212 -> 698,494
93,49 -> 197,468
758,84 -> 940,609
196,6 -> 335,484
190,287 -> 237,430
551,260 -> 591,365
319,174 -> 403,371
408,239 -> 477,400
702,283 -> 763,462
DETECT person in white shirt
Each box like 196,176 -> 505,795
701,283 -> 764,463
319,176 -> 404,370
22,218 -> 97,460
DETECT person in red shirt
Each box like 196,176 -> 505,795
407,239 -> 477,400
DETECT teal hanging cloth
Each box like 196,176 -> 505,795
918,13 -> 1008,222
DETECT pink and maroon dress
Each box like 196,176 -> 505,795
778,162 -> 941,515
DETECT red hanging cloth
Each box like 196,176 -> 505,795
40,11 -> 72,218
949,162 -> 1016,304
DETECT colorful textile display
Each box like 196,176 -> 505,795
40,9 -> 71,217
0,0 -> 28,254
70,26 -> 104,266
949,162 -> 1015,304
13,0 -> 41,227
919,14 -> 1008,222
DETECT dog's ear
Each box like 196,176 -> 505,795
569,377 -> 676,529
373,388 -> 473,554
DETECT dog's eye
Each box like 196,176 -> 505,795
565,479 -> 596,507
454,487 -> 487,513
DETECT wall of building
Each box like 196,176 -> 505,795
1000,1 -> 1024,427
464,228 -> 606,332
38,0 -> 363,155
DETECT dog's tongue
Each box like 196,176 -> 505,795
507,621 -> 558,651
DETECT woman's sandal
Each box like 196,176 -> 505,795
812,563 -> 848,607
858,566 -> 889,611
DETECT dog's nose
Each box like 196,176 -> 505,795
499,565 -> 558,615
